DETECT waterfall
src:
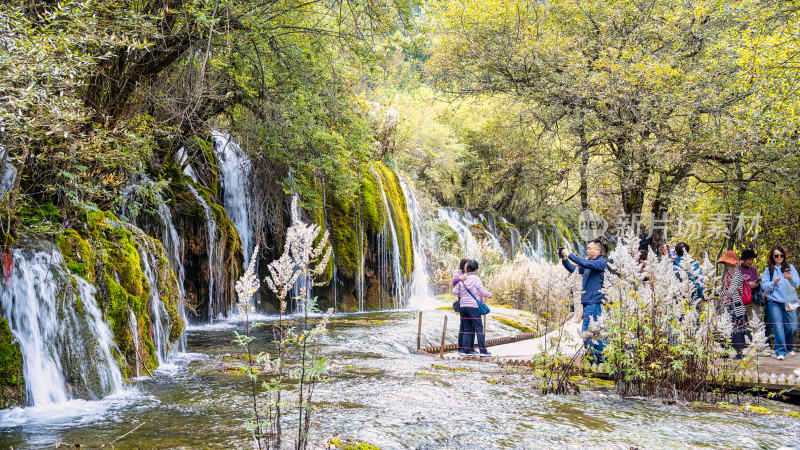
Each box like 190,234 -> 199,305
321,182 -> 338,312
127,308 -> 140,378
137,243 -> 172,364
437,207 -> 481,259
481,214 -> 507,258
185,182 -> 222,321
156,201 -> 187,352
0,245 -> 123,406
438,207 -> 567,264
397,175 -> 430,302
176,147 -> 200,184
212,132 -> 254,267
170,148 -> 218,326
372,168 -> 405,309
122,176 -> 187,350
356,197 -> 365,311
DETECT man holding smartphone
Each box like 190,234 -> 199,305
560,239 -> 607,364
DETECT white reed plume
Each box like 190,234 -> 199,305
746,309 -> 768,352
236,245 -> 261,314
599,228 -> 737,356
265,251 -> 300,313
313,246 -> 333,278
286,196 -> 331,279
315,308 -> 334,333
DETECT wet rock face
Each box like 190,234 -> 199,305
176,200 -> 243,323
169,168 -> 243,323
180,207 -> 212,321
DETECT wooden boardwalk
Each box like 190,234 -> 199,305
419,330 -> 800,402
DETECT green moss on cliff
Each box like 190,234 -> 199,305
54,211 -> 184,379
0,318 -> 24,408
432,220 -> 461,254
374,163 -> 414,279
360,172 -> 385,233
328,192 -> 360,279
198,136 -> 221,200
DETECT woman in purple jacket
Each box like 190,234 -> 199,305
453,259 -> 493,357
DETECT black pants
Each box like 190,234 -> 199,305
729,304 -> 749,353
459,307 -> 486,354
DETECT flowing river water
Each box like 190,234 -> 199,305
2,304 -> 800,448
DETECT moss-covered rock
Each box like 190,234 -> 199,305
54,210 -> 184,379
327,191 -> 361,280
197,136 -> 221,200
319,162 -> 417,311
431,220 -> 461,254
373,163 -> 414,280
0,317 -> 24,408
360,170 -> 385,233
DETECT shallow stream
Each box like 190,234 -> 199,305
2,307 -> 800,449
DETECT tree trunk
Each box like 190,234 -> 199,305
650,166 -> 689,248
620,169 -> 649,217
724,162 -> 748,250
577,113 -> 590,211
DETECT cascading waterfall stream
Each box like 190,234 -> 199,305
480,214 -> 507,258
438,207 -> 482,259
397,175 -> 431,305
357,197 -> 366,311
321,182 -> 339,312
212,132 -> 254,267
127,308 -> 140,378
179,145 -> 226,321
185,182 -> 222,322
122,176 -> 187,352
372,168 -> 406,309
0,245 -> 124,406
137,243 -> 172,365
437,207 -> 584,264
156,204 -> 188,352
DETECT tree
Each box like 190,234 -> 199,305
425,0 -> 800,246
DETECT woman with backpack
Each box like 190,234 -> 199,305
739,249 -> 768,340
452,259 -> 492,357
717,251 -> 748,359
761,246 -> 800,360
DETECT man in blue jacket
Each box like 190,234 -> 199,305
561,238 -> 607,363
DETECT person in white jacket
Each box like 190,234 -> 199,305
452,259 -> 493,357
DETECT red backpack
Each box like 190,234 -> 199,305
739,284 -> 752,306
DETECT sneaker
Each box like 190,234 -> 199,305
791,351 -> 796,357
479,352 -> 492,358
777,355 -> 785,361
457,351 -> 474,356
734,353 -> 744,360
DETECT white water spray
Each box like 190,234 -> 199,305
0,246 -> 123,406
